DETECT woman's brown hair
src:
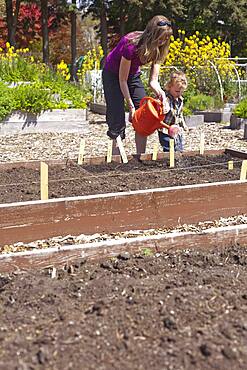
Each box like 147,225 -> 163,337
131,15 -> 173,64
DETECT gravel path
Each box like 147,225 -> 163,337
0,112 -> 246,162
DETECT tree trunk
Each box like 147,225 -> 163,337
5,0 -> 21,47
100,0 -> 108,56
70,0 -> 77,81
119,1 -> 125,36
40,0 -> 49,64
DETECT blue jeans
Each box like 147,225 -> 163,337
158,131 -> 184,152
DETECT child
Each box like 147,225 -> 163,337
158,71 -> 189,152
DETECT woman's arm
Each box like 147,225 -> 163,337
119,57 -> 134,108
119,56 -> 135,121
149,63 -> 169,113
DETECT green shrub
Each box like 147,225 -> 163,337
233,98 -> 247,118
182,106 -> 192,116
0,83 -> 17,120
186,94 -> 215,112
13,83 -> 53,114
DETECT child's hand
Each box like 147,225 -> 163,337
129,107 -> 136,123
168,124 -> 180,137
183,125 -> 189,133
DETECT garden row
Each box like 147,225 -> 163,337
0,149 -> 247,274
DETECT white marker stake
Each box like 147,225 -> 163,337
169,139 -> 175,168
228,161 -> 234,170
152,143 -> 158,161
78,138 -> 85,165
107,140 -> 113,163
116,136 -> 128,163
199,133 -> 205,155
40,162 -> 48,200
240,160 -> 247,181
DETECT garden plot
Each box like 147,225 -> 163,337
0,244 -> 247,370
0,149 -> 247,251
1,150 -> 247,370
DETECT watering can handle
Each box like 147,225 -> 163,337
139,97 -> 163,111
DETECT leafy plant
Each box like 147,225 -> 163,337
142,248 -> 154,257
182,106 -> 192,116
233,98 -> 247,119
13,83 -> 53,114
0,82 -> 17,120
185,94 -> 215,112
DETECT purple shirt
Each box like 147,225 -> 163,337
104,34 -> 142,76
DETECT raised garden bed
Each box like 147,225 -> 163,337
1,149 -> 247,246
1,150 -> 247,369
0,109 -> 88,134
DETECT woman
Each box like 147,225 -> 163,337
102,15 -> 173,155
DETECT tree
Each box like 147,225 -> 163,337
5,0 -> 21,47
70,0 -> 77,80
40,0 -> 49,63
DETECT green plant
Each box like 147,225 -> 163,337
233,98 -> 247,118
13,83 -> 53,114
182,106 -> 192,116
185,94 -> 215,112
0,82 -> 17,120
142,248 -> 154,257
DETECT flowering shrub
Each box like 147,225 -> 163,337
160,31 -> 241,102
77,46 -> 104,83
0,44 -> 92,118
56,60 -> 71,81
0,42 -> 41,81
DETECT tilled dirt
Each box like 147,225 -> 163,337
0,245 -> 247,370
0,153 -> 243,204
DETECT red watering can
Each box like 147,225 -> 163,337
132,96 -> 170,137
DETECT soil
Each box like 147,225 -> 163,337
0,153 -> 243,204
0,245 -> 247,370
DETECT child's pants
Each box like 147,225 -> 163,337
158,131 -> 184,152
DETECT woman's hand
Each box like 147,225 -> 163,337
158,90 -> 170,114
128,107 -> 136,123
149,64 -> 170,114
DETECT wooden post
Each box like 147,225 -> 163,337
78,139 -> 85,165
107,140 -> 113,163
169,139 -> 175,168
199,133 -> 205,155
240,160 -> 247,181
40,162 -> 48,200
116,136 -> 128,163
152,143 -> 158,161
228,161 -> 234,170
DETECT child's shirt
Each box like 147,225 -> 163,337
163,91 -> 185,127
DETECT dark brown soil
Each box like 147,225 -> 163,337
0,154 -> 242,204
0,245 -> 247,370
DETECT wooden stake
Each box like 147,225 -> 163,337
199,133 -> 205,155
107,140 -> 113,163
116,136 -> 128,163
240,160 -> 247,181
40,162 -> 48,200
152,143 -> 159,161
169,139 -> 175,168
228,161 -> 234,170
78,138 -> 85,165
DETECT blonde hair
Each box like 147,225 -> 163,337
166,71 -> 188,91
127,15 -> 173,64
